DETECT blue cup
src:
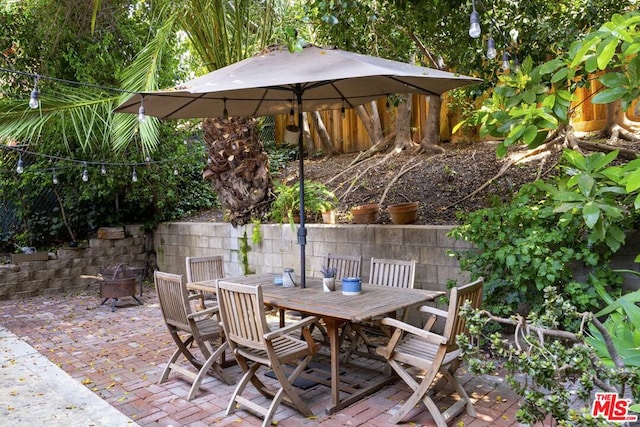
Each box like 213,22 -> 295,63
342,277 -> 362,295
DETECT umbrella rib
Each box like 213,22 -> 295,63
159,92 -> 212,120
250,87 -> 277,117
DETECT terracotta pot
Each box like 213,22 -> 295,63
321,210 -> 336,224
387,202 -> 418,224
351,204 -> 380,224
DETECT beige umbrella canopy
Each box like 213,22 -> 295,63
116,44 -> 480,119
116,44 -> 481,287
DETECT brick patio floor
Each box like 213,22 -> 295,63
0,283 -> 523,426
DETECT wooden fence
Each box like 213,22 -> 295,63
274,84 -> 639,154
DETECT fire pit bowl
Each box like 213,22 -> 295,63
99,264 -> 143,311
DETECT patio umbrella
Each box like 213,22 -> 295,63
116,44 -> 481,287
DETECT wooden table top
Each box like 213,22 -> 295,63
188,272 -> 444,323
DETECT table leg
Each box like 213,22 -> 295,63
325,317 -> 340,412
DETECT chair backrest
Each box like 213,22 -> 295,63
216,281 -> 270,352
185,255 -> 224,283
327,253 -> 362,280
154,271 -> 192,331
369,258 -> 416,289
442,277 -> 484,348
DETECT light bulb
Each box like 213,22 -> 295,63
101,164 -> 106,175
138,104 -> 146,122
52,171 -> 58,185
82,164 -> 88,182
173,167 -> 179,176
29,88 -> 39,109
502,52 -> 510,71
437,56 -> 446,69
223,98 -> 229,120
132,167 -> 138,182
16,158 -> 23,174
469,10 -> 481,38
341,106 -> 346,119
487,37 -> 497,59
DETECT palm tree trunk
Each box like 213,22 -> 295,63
202,116 -> 271,224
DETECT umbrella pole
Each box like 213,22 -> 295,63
296,85 -> 306,288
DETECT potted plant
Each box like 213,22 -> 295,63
387,202 -> 419,224
304,180 -> 338,224
269,180 -> 338,228
320,265 -> 337,292
350,203 -> 380,224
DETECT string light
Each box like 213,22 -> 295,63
132,166 -> 138,182
173,166 -> 179,176
385,96 -> 391,113
29,75 -> 40,109
486,37 -> 497,59
101,164 -> 107,175
341,99 -> 346,119
52,170 -> 58,185
16,154 -> 24,173
469,0 -> 481,38
502,52 -> 511,71
82,162 -> 89,182
138,95 -> 146,122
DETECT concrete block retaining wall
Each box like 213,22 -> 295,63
0,234 -> 151,300
154,222 -> 472,296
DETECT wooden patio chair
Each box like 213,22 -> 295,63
154,271 -> 232,400
342,258 -> 416,362
185,255 -> 224,309
327,253 -> 362,280
375,277 -> 484,426
216,280 -> 322,427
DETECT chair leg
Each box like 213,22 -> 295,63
270,355 -> 314,417
160,335 -> 195,383
342,323 -> 375,363
389,364 -> 440,424
227,360 -> 261,416
186,341 -> 231,400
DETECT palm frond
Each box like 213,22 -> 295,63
0,86 -> 118,150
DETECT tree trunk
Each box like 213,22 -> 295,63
416,95 -> 445,154
302,113 -> 315,155
310,111 -> 336,156
202,116 -> 271,225
356,101 -> 383,145
394,93 -> 414,151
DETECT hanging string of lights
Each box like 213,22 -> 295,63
467,0 -> 518,71
1,145 -> 186,183
0,66 -> 149,121
0,67 -> 197,182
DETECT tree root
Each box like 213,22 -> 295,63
379,158 -> 425,206
444,140 -> 562,209
349,130 -> 396,166
601,123 -> 640,145
335,157 -> 387,202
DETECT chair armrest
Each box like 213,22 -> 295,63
418,305 -> 448,318
381,317 -> 447,345
264,316 -> 320,340
187,306 -> 219,319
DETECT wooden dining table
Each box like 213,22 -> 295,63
187,272 -> 444,414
